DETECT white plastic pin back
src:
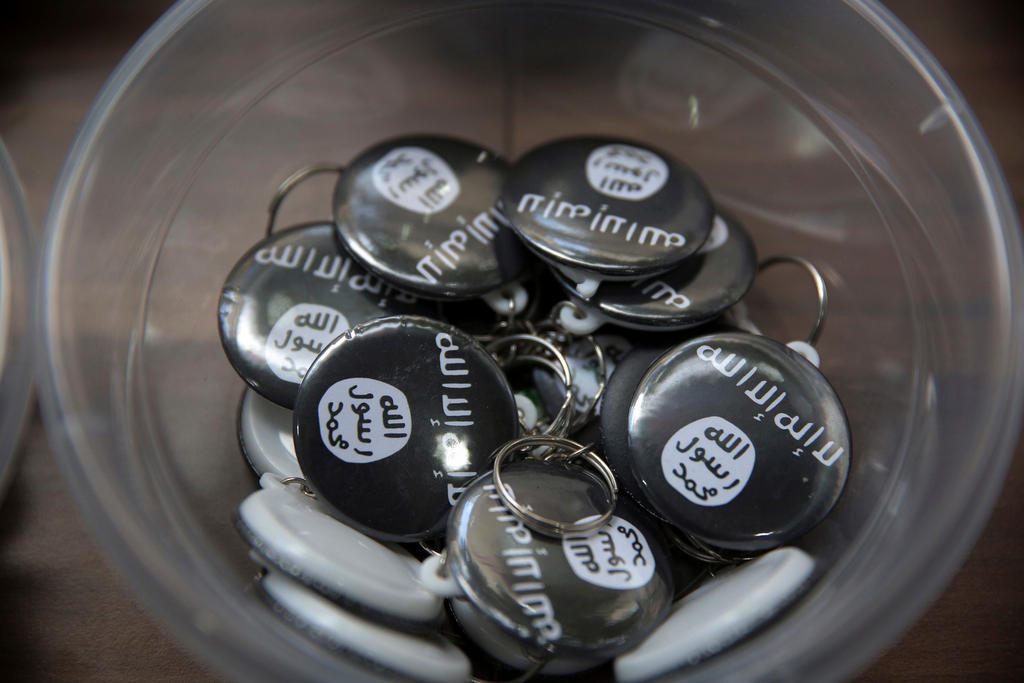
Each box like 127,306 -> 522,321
556,264 -> 602,300
482,282 -> 529,317
417,553 -> 462,598
614,547 -> 815,682
261,571 -> 471,683
239,477 -> 443,625
238,389 -> 302,479
786,340 -> 820,368
557,301 -> 603,336
514,393 -> 540,432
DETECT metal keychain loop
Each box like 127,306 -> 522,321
537,301 -> 609,431
486,334 -> 576,437
756,255 -> 829,346
266,163 -> 345,237
546,331 -> 606,432
417,538 -> 444,558
503,354 -> 575,437
490,435 -> 618,538
279,476 -> 317,498
572,334 -> 608,429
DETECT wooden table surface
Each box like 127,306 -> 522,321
0,1 -> 1020,680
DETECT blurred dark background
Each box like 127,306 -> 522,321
0,0 -> 1020,679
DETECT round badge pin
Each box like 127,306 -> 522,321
259,571 -> 471,683
599,343 -> 677,523
553,213 -> 757,330
615,547 -> 815,681
218,222 -> 429,408
622,332 -> 851,552
292,315 -> 519,542
236,476 -> 444,630
502,137 -> 713,296
237,388 -> 302,479
441,460 -> 673,673
333,135 -> 530,300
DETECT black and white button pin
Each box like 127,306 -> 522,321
292,315 -> 519,542
552,213 -> 757,332
333,135 -> 530,301
218,222 -> 429,408
502,137 -> 713,298
259,571 -> 471,683
615,547 -> 815,681
237,388 -> 302,479
599,343 -> 678,524
618,332 -> 851,552
236,475 -> 445,630
434,461 -> 674,674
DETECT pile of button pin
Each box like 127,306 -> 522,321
218,136 -> 850,681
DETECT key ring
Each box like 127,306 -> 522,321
569,334 -> 608,429
757,255 -> 828,346
266,163 -> 345,237
503,354 -> 575,437
538,302 -> 609,431
417,539 -> 444,558
279,476 -> 316,498
486,334 -> 576,437
490,435 -> 618,538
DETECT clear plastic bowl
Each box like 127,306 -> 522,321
38,1 -> 1023,680
0,139 -> 33,501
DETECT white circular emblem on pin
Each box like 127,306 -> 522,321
317,378 -> 411,463
660,416 -> 756,507
562,515 -> 656,590
586,143 -> 669,201
265,303 -> 348,383
372,146 -> 461,215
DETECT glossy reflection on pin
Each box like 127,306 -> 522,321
218,223 -> 428,408
440,464 -> 674,674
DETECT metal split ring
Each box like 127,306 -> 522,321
266,163 -> 345,236
486,334 -> 576,437
490,435 -> 618,538
566,333 -> 607,431
757,255 -> 829,346
535,303 -> 609,431
502,354 -> 575,437
279,476 -> 317,498
417,538 -> 445,558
